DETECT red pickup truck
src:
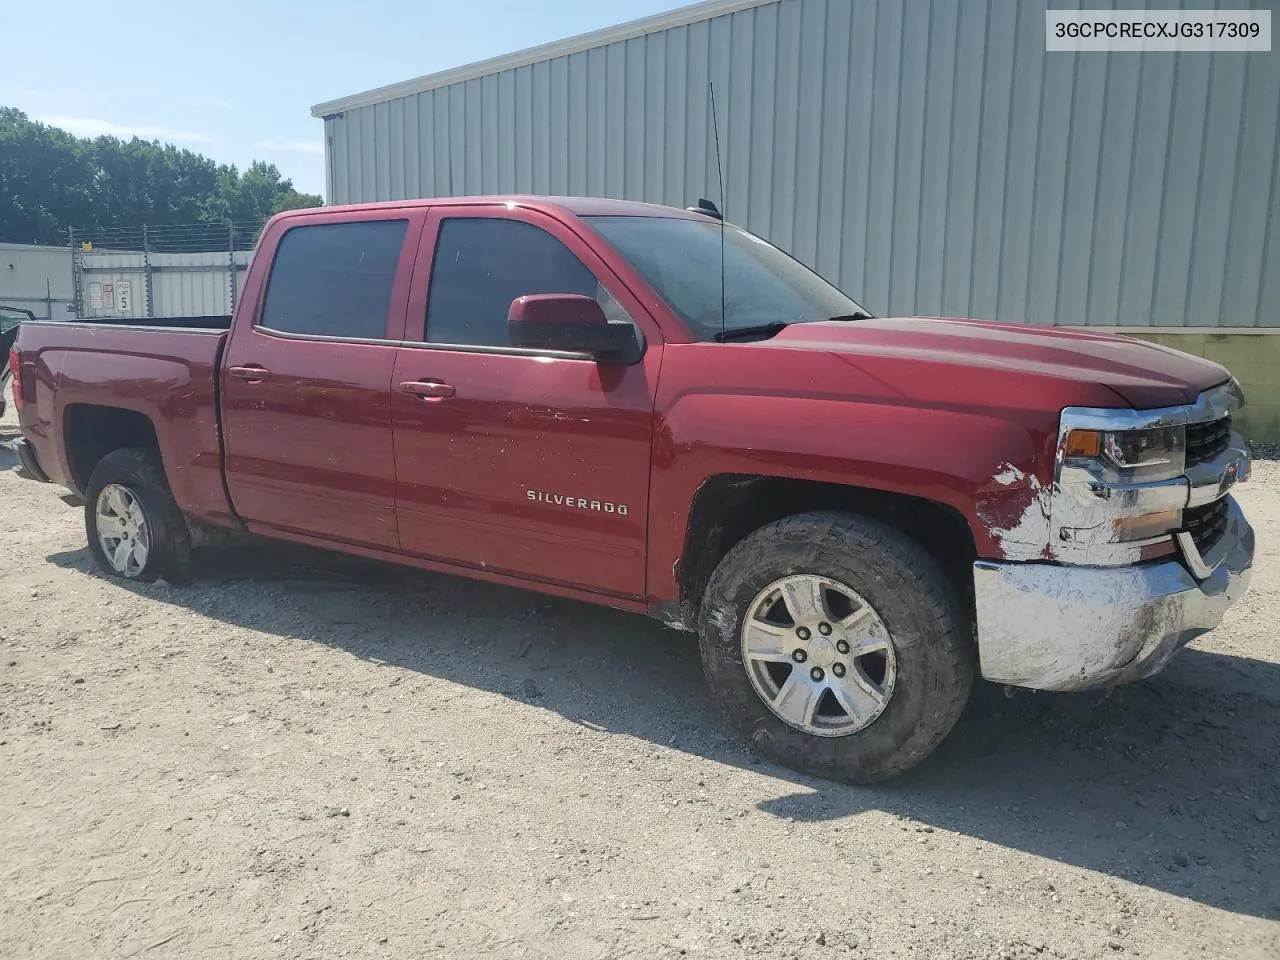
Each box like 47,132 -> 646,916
9,196 -> 1255,782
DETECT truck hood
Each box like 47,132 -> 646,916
769,317 -> 1229,409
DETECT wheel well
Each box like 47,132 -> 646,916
65,405 -> 159,493
676,474 -> 977,627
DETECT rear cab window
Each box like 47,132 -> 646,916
259,219 -> 409,340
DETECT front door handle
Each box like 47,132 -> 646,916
228,365 -> 271,383
400,380 -> 456,401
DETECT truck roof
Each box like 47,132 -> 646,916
275,195 -> 709,223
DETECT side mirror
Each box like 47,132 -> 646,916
507,294 -> 641,363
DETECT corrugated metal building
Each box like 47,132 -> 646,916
0,243 -> 75,320
312,0 -> 1280,332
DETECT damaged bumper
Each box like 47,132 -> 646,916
973,496 -> 1254,691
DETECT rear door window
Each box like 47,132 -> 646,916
259,219 -> 408,339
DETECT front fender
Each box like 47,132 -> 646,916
645,390 -> 1058,605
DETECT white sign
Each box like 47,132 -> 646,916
116,280 -> 133,314
1047,10 -> 1270,52
101,283 -> 115,311
88,282 -> 103,310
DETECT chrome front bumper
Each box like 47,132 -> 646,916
974,496 -> 1254,691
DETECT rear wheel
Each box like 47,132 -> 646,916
85,448 -> 192,584
698,510 -> 974,783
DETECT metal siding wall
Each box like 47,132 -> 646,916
0,244 -> 75,320
149,252 -> 252,318
79,252 -> 251,319
77,255 -> 147,319
1239,50 -> 1280,327
324,0 -> 1280,328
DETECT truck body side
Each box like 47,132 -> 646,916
12,324 -> 234,529
14,200 -> 1044,608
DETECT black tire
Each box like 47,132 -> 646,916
0,367 -> 10,419
85,448 -> 193,585
698,510 -> 974,783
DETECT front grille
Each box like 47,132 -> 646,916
1183,497 -> 1229,555
1186,415 -> 1231,467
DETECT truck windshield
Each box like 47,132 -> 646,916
584,215 -> 869,340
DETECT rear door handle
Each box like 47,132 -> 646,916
228,365 -> 271,383
399,380 -> 455,401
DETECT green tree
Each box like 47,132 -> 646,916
90,137 -> 223,226
203,161 -> 321,223
0,108 -> 96,243
0,108 -> 322,244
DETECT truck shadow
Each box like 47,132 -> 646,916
47,538 -> 1280,921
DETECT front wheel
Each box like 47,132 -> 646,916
698,511 -> 975,783
85,448 -> 193,584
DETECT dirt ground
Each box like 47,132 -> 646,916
1,399 -> 1277,960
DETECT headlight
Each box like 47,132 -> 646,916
1061,424 -> 1186,484
1053,389 -> 1242,564
1227,375 -> 1246,409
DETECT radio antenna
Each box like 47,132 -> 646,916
709,81 -> 726,339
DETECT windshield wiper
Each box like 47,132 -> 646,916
712,321 -> 790,342
712,312 -> 870,342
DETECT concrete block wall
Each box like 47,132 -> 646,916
1119,331 -> 1280,443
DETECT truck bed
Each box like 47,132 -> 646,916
74,315 -> 232,330
12,320 -> 236,527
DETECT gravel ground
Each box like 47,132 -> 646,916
1,399 -> 1277,960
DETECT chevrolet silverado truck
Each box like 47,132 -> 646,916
9,197 -> 1255,783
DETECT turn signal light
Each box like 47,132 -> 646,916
1062,429 -> 1102,458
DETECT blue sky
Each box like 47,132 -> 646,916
3,0 -> 690,198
